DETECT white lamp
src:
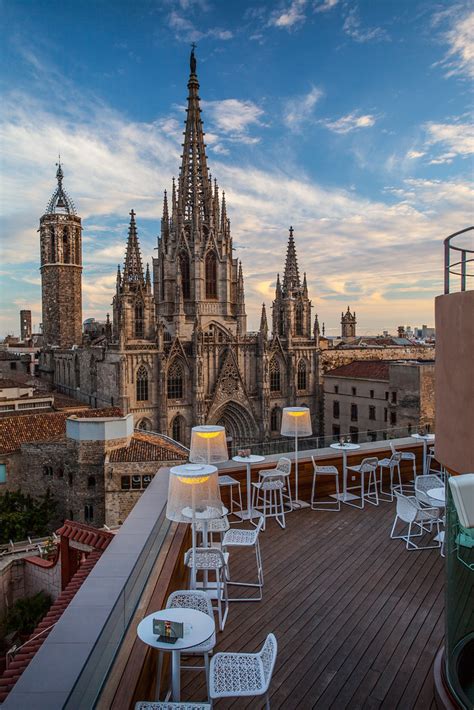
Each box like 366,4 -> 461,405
189,425 -> 229,465
281,406 -> 312,509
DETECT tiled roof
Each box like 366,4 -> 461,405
109,431 -> 188,463
0,378 -> 28,389
0,407 -> 122,455
325,360 -> 390,380
0,547 -> 107,702
56,520 -> 114,550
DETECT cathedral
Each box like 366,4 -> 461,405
39,49 -> 322,448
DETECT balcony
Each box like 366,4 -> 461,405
1,436 -> 445,709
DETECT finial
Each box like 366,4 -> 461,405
55,155 -> 64,185
289,225 -> 294,238
190,43 -> 197,74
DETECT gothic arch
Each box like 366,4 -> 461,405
134,300 -> 144,338
137,417 -> 152,431
167,358 -> 185,400
270,405 -> 282,433
297,358 -> 308,391
269,356 -> 282,393
179,250 -> 191,299
211,401 -> 257,450
205,250 -> 217,299
171,414 -> 186,444
136,364 -> 149,402
295,301 -> 304,336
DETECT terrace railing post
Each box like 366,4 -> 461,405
444,238 -> 450,294
461,250 -> 467,291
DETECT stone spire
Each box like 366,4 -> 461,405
45,159 -> 76,215
282,226 -> 300,293
275,273 -> 282,298
116,264 -> 121,289
260,303 -> 268,337
303,272 -> 308,298
161,190 -> 170,244
178,46 -> 212,224
122,210 -> 144,288
145,262 -> 151,288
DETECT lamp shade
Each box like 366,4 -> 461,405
280,407 -> 312,437
189,425 -> 229,465
166,463 -> 224,523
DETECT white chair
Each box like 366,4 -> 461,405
258,457 -> 292,509
155,591 -> 215,700
310,458 -> 340,511
184,547 -> 229,631
194,515 -> 230,546
222,517 -> 264,601
378,451 -> 403,501
346,457 -> 379,509
218,475 -> 243,516
209,633 -> 277,708
251,476 -> 286,530
390,441 -> 417,481
426,446 -> 443,478
390,490 -> 441,550
415,474 -> 445,508
135,703 -> 211,709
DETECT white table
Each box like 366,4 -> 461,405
232,455 -> 265,520
330,443 -> 361,502
137,608 -> 215,701
411,434 -> 435,475
427,487 -> 445,504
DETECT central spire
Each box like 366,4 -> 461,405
178,46 -> 212,224
122,209 -> 144,288
282,226 -> 300,293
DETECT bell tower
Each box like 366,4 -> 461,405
341,306 -> 356,338
40,162 -> 83,347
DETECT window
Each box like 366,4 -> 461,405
351,404 -> 358,421
68,472 -> 73,485
84,504 -> 94,523
179,252 -> 190,299
333,401 -> 340,419
57,468 -> 64,479
75,355 -> 80,388
0,464 -> 6,484
134,302 -> 144,338
205,251 -> 217,299
270,406 -> 282,433
368,430 -> 377,442
10,362 -> 17,370
87,475 -> 96,488
132,475 -> 141,490
334,385 -> 339,394
160,259 -> 165,301
136,365 -> 149,401
167,361 -> 183,399
142,475 -> 153,488
384,408 -> 388,422
385,391 -> 389,400
391,391 -> 397,404
332,424 -> 340,440
369,406 -> 376,421
172,415 -> 185,443
370,390 -> 374,399
121,476 -> 130,490
297,360 -> 307,391
408,423 -> 412,435
351,387 -> 357,396
270,358 -> 281,392
295,303 -> 304,336
138,418 -> 152,431
390,411 -> 397,426
349,426 -> 359,443
63,227 -> 70,263
43,465 -> 53,476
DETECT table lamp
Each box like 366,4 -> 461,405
189,425 -> 229,465
281,406 -> 312,509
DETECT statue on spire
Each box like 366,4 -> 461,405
190,43 -> 197,74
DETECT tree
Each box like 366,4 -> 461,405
2,591 -> 52,637
0,489 -> 58,545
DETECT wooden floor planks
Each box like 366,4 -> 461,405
181,499 -> 444,709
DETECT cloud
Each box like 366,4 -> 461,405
202,99 -> 265,144
269,0 -> 307,29
314,0 -> 339,12
321,111 -> 376,134
343,7 -> 390,43
168,11 -> 232,42
284,86 -> 324,131
424,120 -> 474,163
433,7 -> 474,80
406,150 -> 426,160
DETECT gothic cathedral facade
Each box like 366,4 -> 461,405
39,50 -> 322,448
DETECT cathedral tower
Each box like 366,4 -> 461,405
341,306 -> 356,338
272,227 -> 312,339
40,163 -> 82,347
154,47 -> 245,338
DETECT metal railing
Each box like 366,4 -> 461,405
444,226 -> 474,294
6,623 -> 56,669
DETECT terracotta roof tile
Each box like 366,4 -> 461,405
56,520 -> 114,551
325,360 -> 391,381
108,431 -> 188,463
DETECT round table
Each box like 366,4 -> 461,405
232,455 -> 265,521
427,487 -> 445,504
330,443 -> 361,503
411,434 -> 435,475
137,608 -> 215,701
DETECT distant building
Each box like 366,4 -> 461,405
341,306 -> 356,338
323,359 -> 435,442
0,378 -> 54,416
20,310 -> 32,341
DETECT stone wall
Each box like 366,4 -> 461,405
24,557 -> 61,601
419,364 -> 435,430
320,345 -> 435,376
0,558 -> 25,614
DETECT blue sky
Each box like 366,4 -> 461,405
0,0 -> 473,336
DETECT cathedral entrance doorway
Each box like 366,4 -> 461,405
212,401 -> 258,454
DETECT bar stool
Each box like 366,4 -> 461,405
251,476 -> 286,530
194,515 -> 230,546
310,457 -> 340,511
184,547 -> 229,630
426,447 -> 444,479
346,457 -> 379,509
222,517 -> 264,601
390,441 -> 417,481
218,475 -> 243,516
257,457 -> 293,510
378,451 -> 403,501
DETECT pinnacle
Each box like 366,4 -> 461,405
122,209 -> 144,287
282,225 -> 300,293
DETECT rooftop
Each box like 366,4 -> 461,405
325,360 -> 391,380
108,430 -> 188,462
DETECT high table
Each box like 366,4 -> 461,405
330,443 -> 361,503
137,608 -> 215,701
231,455 -> 265,521
411,433 -> 435,475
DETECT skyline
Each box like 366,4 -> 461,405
1,0 -> 473,337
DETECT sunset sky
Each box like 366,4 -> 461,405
1,0 -> 472,337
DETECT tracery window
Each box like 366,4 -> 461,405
63,227 -> 70,263
270,406 -> 282,433
160,259 -> 165,301
167,361 -> 183,399
297,360 -> 307,391
134,302 -> 144,338
50,227 -> 56,262
295,302 -> 304,336
179,251 -> 190,299
172,414 -> 185,443
205,251 -> 217,299
136,365 -> 149,401
270,358 -> 281,393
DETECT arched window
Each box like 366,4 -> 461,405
205,251 -> 217,299
172,415 -> 185,444
84,504 -> 94,522
270,406 -> 282,433
75,231 -> 80,265
134,301 -> 144,338
136,365 -> 149,401
57,468 -> 64,479
160,259 -> 165,301
63,227 -> 70,263
295,302 -> 304,336
270,358 -> 281,393
138,418 -> 152,431
74,355 -> 80,389
179,251 -> 190,299
297,360 -> 307,391
50,227 -> 56,262
167,361 -> 183,399
87,475 -> 96,488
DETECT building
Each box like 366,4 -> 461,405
341,305 -> 356,338
324,359 -> 435,442
20,310 -> 32,341
0,378 -> 54,417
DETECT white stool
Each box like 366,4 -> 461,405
218,475 -> 243,516
251,477 -> 286,530
184,547 -> 229,631
257,457 -> 293,510
378,452 -> 403,501
390,442 -> 417,481
194,515 -> 230,546
222,517 -> 264,601
346,457 -> 379,509
310,458 -> 340,511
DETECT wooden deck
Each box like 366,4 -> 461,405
181,498 -> 444,709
